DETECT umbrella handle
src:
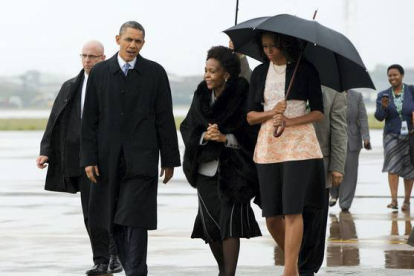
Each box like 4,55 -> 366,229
272,50 -> 304,138
273,121 -> 286,137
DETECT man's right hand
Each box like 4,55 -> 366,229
36,155 -> 49,169
85,165 -> 100,183
330,171 -> 344,187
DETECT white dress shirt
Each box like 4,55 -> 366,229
81,73 -> 88,118
117,54 -> 137,71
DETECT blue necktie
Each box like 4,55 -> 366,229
123,63 -> 130,76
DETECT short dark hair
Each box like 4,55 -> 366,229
255,31 -> 301,62
119,21 -> 145,38
206,46 -> 240,81
387,64 -> 404,75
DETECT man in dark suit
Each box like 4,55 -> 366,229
36,41 -> 122,275
81,21 -> 181,276
330,89 -> 371,212
299,86 -> 348,276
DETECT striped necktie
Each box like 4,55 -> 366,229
122,63 -> 131,76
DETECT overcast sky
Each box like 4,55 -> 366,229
1,0 -> 414,77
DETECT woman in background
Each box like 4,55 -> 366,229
375,64 -> 414,211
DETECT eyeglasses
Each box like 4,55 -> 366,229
80,54 -> 103,60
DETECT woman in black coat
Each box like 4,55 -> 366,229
180,46 -> 261,276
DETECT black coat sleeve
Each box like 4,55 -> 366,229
80,71 -> 99,167
180,93 -> 206,187
248,66 -> 264,113
40,81 -> 70,157
305,62 -> 324,113
154,66 -> 181,168
180,94 -> 204,148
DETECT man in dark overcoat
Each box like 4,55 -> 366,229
81,21 -> 181,276
36,41 -> 122,275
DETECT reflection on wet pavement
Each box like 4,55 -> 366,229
1,130 -> 414,275
327,212 -> 360,267
327,209 -> 414,269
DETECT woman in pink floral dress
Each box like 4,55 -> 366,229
247,32 -> 326,276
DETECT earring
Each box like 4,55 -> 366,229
225,78 -> 228,82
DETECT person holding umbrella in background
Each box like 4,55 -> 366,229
299,85 -> 347,276
246,31 -> 325,276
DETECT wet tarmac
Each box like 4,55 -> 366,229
0,130 -> 413,276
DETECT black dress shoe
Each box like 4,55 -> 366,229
86,263 -> 108,275
300,272 -> 315,276
329,197 -> 338,207
108,255 -> 123,274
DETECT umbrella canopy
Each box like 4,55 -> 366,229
224,14 -> 376,91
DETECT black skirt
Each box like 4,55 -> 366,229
256,158 -> 325,217
191,174 -> 262,243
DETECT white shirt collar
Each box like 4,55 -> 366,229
117,53 -> 137,70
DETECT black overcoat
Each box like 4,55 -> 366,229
180,77 -> 260,204
40,70 -> 84,193
81,54 -> 181,230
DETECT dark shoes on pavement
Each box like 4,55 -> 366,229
300,272 -> 315,276
86,263 -> 108,275
86,255 -> 123,275
108,255 -> 123,273
329,197 -> 338,207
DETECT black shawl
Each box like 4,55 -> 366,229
180,77 -> 260,204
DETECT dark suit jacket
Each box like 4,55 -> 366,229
375,84 -> 414,135
347,90 -> 370,152
313,86 -> 347,176
40,70 -> 85,193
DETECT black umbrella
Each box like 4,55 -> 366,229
224,13 -> 376,92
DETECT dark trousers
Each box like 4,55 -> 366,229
72,174 -> 117,264
112,153 -> 149,276
408,226 -> 414,246
298,188 -> 330,274
114,224 -> 148,276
